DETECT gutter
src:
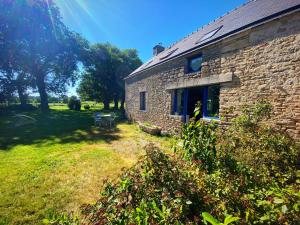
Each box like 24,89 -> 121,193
125,4 -> 300,80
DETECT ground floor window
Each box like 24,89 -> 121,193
171,89 -> 185,115
140,92 -> 146,111
171,85 -> 220,120
203,85 -> 220,119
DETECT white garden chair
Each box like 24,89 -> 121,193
108,112 -> 117,129
94,112 -> 104,127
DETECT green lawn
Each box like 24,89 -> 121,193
0,105 -> 172,225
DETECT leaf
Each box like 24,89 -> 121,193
260,215 -> 269,221
245,211 -> 250,222
151,201 -> 164,219
42,219 -> 50,224
281,205 -> 288,214
224,215 -> 240,225
202,212 -> 220,225
273,197 -> 284,204
136,207 -> 143,214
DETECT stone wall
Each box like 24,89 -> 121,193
125,11 -> 300,139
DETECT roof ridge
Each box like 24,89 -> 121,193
163,0 -> 255,50
127,0 -> 298,78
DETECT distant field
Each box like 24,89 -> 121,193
0,104 -> 172,225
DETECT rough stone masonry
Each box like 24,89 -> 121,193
125,11 -> 300,139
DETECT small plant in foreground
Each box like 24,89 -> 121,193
202,212 -> 239,225
43,212 -> 79,225
81,144 -> 205,224
181,103 -> 218,172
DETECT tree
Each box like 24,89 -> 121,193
0,0 -> 88,111
116,49 -> 142,109
78,43 -> 123,110
78,44 -> 142,110
0,0 -> 31,107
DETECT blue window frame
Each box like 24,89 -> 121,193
188,55 -> 203,73
172,89 -> 184,115
171,86 -> 220,121
202,86 -> 220,119
140,92 -> 146,111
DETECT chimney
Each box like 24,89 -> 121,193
153,43 -> 165,56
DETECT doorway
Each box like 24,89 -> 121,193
187,87 -> 204,120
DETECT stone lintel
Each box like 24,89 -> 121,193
165,73 -> 233,90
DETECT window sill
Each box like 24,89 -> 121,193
169,114 -> 183,119
202,117 -> 220,122
140,110 -> 147,112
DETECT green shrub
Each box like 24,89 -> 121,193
58,100 -> 299,225
81,144 -> 205,224
83,104 -> 90,110
202,212 -> 239,225
43,212 -> 80,225
181,113 -> 218,172
219,100 -> 299,184
68,96 -> 81,111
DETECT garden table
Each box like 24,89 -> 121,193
94,113 -> 116,128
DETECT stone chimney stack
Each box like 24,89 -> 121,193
153,43 -> 165,56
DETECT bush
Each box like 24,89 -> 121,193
55,100 -> 300,225
83,105 -> 90,110
43,212 -> 79,225
68,96 -> 81,111
81,144 -> 206,225
181,110 -> 218,172
218,100 -> 299,183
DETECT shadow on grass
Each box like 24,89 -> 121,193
0,108 -> 124,151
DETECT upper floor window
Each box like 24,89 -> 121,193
139,92 -> 146,111
188,55 -> 203,73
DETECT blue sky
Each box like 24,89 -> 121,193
54,0 -> 247,95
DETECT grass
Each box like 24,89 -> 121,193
0,104 -> 173,225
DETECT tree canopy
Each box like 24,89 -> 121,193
0,0 -> 141,111
78,43 -> 142,110
0,0 -> 89,110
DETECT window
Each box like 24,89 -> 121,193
140,92 -> 146,111
171,89 -> 185,115
195,26 -> 223,44
170,86 -> 220,120
203,85 -> 220,118
188,55 -> 203,73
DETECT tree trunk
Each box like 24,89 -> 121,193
16,84 -> 27,107
120,95 -> 125,110
37,75 -> 49,111
103,99 -> 110,110
16,73 -> 27,107
113,96 -> 119,110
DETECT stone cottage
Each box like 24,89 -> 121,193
125,0 -> 300,139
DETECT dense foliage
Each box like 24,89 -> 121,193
77,44 -> 142,110
0,1 -> 141,111
47,100 -> 299,224
0,0 -> 88,111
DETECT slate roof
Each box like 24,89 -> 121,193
127,0 -> 300,78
